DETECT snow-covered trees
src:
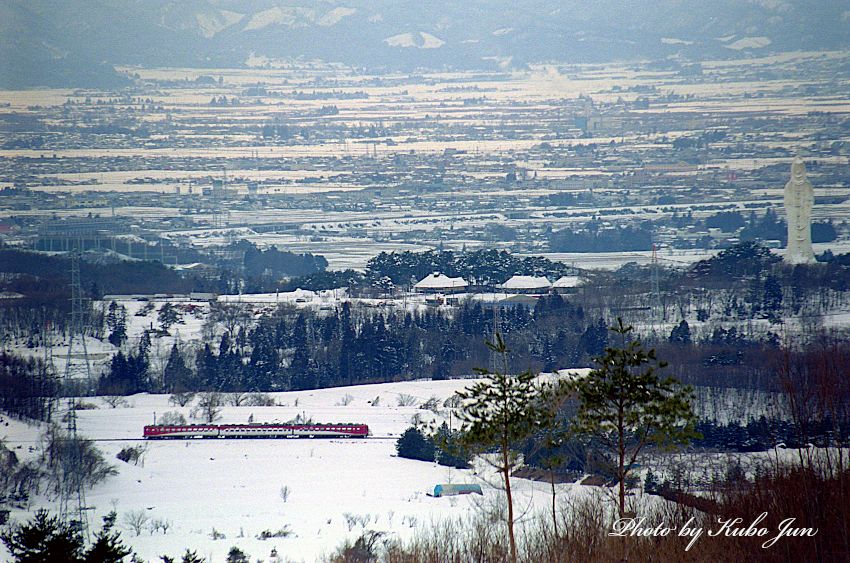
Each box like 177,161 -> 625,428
157,302 -> 181,331
98,333 -> 150,395
158,410 -> 187,426
105,301 -> 127,347
163,344 -> 193,393
0,352 -> 56,421
1,509 -> 132,562
42,428 -> 117,499
191,392 -> 224,423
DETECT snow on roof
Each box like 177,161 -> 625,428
499,275 -> 551,290
414,272 -> 468,289
552,275 -> 582,288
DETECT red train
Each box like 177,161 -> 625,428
143,423 -> 369,439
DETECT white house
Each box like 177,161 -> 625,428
552,275 -> 582,294
414,272 -> 468,294
499,275 -> 551,294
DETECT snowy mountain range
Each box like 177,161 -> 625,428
2,0 -> 848,87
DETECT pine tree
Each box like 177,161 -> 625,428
395,427 -> 436,462
248,324 -> 279,391
106,302 -> 127,347
84,511 -> 131,563
195,344 -> 218,389
217,332 -> 245,391
289,344 -> 314,391
0,509 -> 85,562
157,303 -> 180,331
454,333 -> 566,563
668,319 -> 691,345
129,335 -> 151,393
433,422 -> 470,469
163,343 -> 193,393
762,274 -> 783,320
226,546 -> 249,563
571,318 -> 697,517
338,303 -> 356,386
0,509 -> 133,563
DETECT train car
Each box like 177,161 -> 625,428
143,424 -> 219,439
289,423 -> 369,438
218,424 -> 293,439
143,423 -> 369,439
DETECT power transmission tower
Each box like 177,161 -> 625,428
64,250 -> 92,387
58,249 -> 91,540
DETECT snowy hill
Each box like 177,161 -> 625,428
0,377 -> 586,562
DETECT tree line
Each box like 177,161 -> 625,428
98,295 -> 607,396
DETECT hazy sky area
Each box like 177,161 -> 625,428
2,0 -> 849,87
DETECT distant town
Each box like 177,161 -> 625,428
1,53 -> 847,277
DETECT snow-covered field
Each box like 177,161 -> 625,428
0,378 -> 587,562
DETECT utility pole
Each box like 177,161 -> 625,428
650,243 -> 662,334
43,313 -> 57,422
489,304 -> 501,373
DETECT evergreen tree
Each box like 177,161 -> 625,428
372,317 -> 402,379
99,340 -> 150,395
195,344 -> 218,390
226,546 -> 249,563
105,302 -> 127,347
0,352 -> 58,421
395,427 -> 436,462
571,318 -> 697,517
579,318 -> 608,359
216,332 -> 244,391
129,335 -> 151,393
138,331 -> 151,357
454,333 -> 565,563
100,351 -> 128,395
668,319 -> 692,345
163,344 -> 192,393
762,274 -> 783,319
248,323 -> 279,391
289,345 -> 314,391
338,303 -> 355,386
157,303 -> 180,331
433,422 -> 470,469
0,509 -> 85,562
84,511 -> 132,563
0,509 -> 133,563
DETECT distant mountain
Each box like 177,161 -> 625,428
2,0 -> 848,87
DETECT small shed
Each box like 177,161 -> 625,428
432,483 -> 483,497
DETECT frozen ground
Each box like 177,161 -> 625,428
0,377 -> 589,563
